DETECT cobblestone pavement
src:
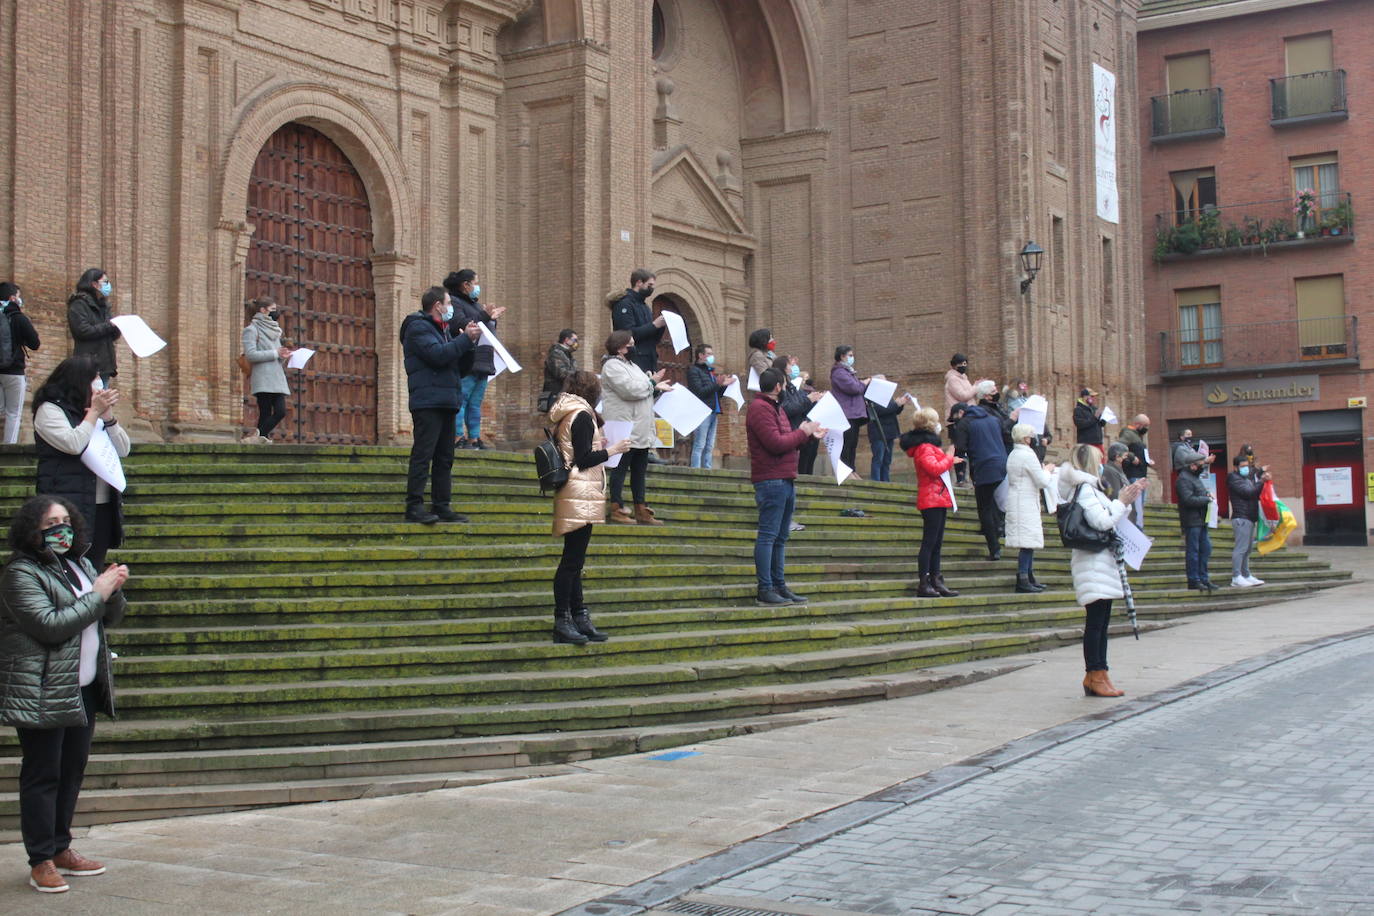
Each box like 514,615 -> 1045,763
689,633 -> 1374,915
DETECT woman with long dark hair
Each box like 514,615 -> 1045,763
240,296 -> 291,443
547,370 -> 631,644
66,268 -> 121,387
32,356 -> 130,568
0,495 -> 128,893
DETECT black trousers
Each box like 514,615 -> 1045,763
974,482 -> 1003,555
407,408 -> 456,510
16,685 -> 97,866
554,523 -> 594,611
255,392 -> 288,438
88,502 -> 118,569
608,447 -> 649,506
1083,598 -> 1113,671
841,418 -> 866,469
919,507 -> 947,576
797,437 -> 819,476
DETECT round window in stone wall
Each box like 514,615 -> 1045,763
652,1 -> 666,60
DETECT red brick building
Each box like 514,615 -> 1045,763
1138,0 -> 1371,545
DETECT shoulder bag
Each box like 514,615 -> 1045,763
1056,483 -> 1116,552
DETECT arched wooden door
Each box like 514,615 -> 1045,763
244,122 -> 378,444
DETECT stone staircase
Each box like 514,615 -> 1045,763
0,445 -> 1350,831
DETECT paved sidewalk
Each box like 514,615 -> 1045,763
1,554 -> 1369,915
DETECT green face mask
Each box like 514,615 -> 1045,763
42,523 -> 74,555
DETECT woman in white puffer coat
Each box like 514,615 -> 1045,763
1057,445 -> 1146,699
1004,423 -> 1055,593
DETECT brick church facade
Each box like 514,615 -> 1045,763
0,0 -> 1145,452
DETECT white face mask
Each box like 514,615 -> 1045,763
935,423 -> 943,434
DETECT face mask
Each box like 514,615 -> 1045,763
99,280 -> 112,297
568,340 -> 579,351
766,341 -> 776,352
788,365 -> 801,379
440,304 -> 455,322
42,523 -> 74,555
1239,466 -> 1251,476
704,355 -> 715,367
12,297 -> 20,308
472,285 -> 481,298
955,365 -> 968,374
267,310 -> 280,322
935,423 -> 943,434
845,356 -> 855,367
1138,426 -> 1149,435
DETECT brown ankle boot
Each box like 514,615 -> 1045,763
634,503 -> 664,525
1097,670 -> 1125,697
1083,670 -> 1124,698
608,504 -> 635,524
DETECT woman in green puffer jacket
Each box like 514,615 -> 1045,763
0,495 -> 128,894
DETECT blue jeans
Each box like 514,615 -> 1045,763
1018,548 -> 1034,577
1185,525 -> 1212,582
753,478 -> 796,590
690,412 -> 719,468
458,374 -> 489,439
867,424 -> 894,482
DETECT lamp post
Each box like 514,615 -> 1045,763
1019,241 -> 1044,295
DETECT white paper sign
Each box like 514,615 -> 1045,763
822,428 -> 852,484
864,377 -> 898,406
807,391 -> 850,432
602,420 -> 633,469
1115,516 -> 1152,571
286,348 -> 315,370
1206,500 -> 1219,529
941,470 -> 958,513
905,392 -> 921,410
1101,405 -> 1118,425
660,310 -> 690,354
722,377 -> 744,411
1019,407 -> 1046,436
1314,466 -> 1354,506
80,423 -> 126,493
747,367 -> 761,392
110,315 -> 167,358
479,327 -> 522,376
652,383 -> 712,436
1198,439 -> 1210,457
1093,63 -> 1119,224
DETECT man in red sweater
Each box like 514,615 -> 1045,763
747,367 -> 824,606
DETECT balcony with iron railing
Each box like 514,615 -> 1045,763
1158,315 -> 1360,378
1151,87 -> 1225,143
1271,69 -> 1348,126
1153,192 -> 1354,262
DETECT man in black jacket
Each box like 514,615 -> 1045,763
539,329 -> 579,413
685,344 -> 736,469
401,287 -> 480,524
1226,454 -> 1269,588
1072,387 -> 1106,453
1174,446 -> 1217,590
610,269 -> 667,373
0,281 -> 41,445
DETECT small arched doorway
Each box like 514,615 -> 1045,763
244,122 -> 378,444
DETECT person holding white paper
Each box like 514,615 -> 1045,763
746,328 -> 776,384
609,269 -> 667,374
1005,424 -> 1056,593
547,370 -> 632,646
829,345 -> 872,476
32,356 -> 131,568
685,344 -> 736,469
865,392 -> 909,482
240,296 -> 291,444
772,355 -> 822,482
601,330 -> 671,524
66,269 -> 121,387
1072,387 -> 1107,456
443,270 -> 505,450
899,407 -> 962,598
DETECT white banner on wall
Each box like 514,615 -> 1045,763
1093,63 -> 1119,224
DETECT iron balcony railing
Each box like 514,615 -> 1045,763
1153,191 -> 1354,260
1151,87 -> 1225,142
1159,315 -> 1359,375
1271,69 -> 1348,124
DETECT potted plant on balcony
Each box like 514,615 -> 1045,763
1293,188 -> 1316,238
1327,199 -> 1353,236
1172,220 -> 1203,254
1242,215 -> 1264,246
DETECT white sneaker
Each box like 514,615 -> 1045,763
1230,576 -> 1253,588
1245,575 -> 1265,586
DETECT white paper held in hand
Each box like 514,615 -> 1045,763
747,366 -> 761,392
1114,516 -> 1152,570
1101,405 -> 1118,425
1018,407 -> 1047,436
286,348 -> 315,370
479,327 -> 522,376
822,428 -> 851,484
80,423 -> 126,493
660,310 -> 690,354
905,392 -> 921,410
109,315 -> 166,358
940,469 -> 958,512
722,377 -> 745,410
602,420 -> 633,469
864,376 -> 898,406
807,391 -> 849,432
652,383 -> 712,436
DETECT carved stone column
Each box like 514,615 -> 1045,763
371,250 -> 418,443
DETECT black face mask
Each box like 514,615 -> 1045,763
1138,426 -> 1149,435
268,310 -> 280,322
955,365 -> 968,374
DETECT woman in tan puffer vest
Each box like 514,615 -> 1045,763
548,370 -> 632,645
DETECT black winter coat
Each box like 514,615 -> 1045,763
609,289 -> 664,373
867,397 -> 905,439
777,382 -> 814,430
1073,401 -> 1105,445
1227,470 -> 1263,522
686,362 -> 725,413
35,400 -> 124,550
0,304 -> 39,375
1175,467 -> 1213,528
447,292 -> 497,378
67,290 -> 121,376
401,312 -> 474,411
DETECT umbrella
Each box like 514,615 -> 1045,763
1112,534 -> 1139,639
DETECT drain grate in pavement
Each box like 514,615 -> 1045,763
660,902 -> 811,916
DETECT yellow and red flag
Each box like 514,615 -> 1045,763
1256,480 -> 1296,555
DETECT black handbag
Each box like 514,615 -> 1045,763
1056,483 -> 1116,552
470,343 -> 497,377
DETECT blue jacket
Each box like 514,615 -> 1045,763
401,311 -> 474,411
962,404 -> 1009,485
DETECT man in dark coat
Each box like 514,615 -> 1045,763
1073,387 -> 1105,452
1226,454 -> 1269,588
609,268 -> 666,373
539,329 -> 579,413
962,381 -> 1011,559
401,287 -> 480,524
1174,447 -> 1217,591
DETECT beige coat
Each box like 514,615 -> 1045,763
600,355 -> 658,448
549,394 -> 607,536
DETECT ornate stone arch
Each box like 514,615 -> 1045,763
215,82 -> 418,443
651,267 -> 723,353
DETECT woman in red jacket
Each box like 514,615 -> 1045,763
900,407 -> 964,598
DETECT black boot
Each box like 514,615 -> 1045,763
776,583 -> 808,604
1015,573 -> 1039,594
571,608 -> 609,642
931,573 -> 959,597
916,573 -> 940,598
1027,572 -> 1048,592
553,609 -> 589,645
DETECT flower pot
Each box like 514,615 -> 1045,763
1296,230 -> 1306,239
1331,227 -> 1343,236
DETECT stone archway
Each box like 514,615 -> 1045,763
216,82 -> 416,443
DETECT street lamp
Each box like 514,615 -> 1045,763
1019,241 -> 1044,294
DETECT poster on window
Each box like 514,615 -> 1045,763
1314,466 -> 1354,506
1093,64 -> 1119,224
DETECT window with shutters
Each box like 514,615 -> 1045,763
1294,275 -> 1347,356
1273,33 -> 1345,124
1176,287 -> 1222,368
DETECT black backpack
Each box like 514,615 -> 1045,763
534,428 -> 570,495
